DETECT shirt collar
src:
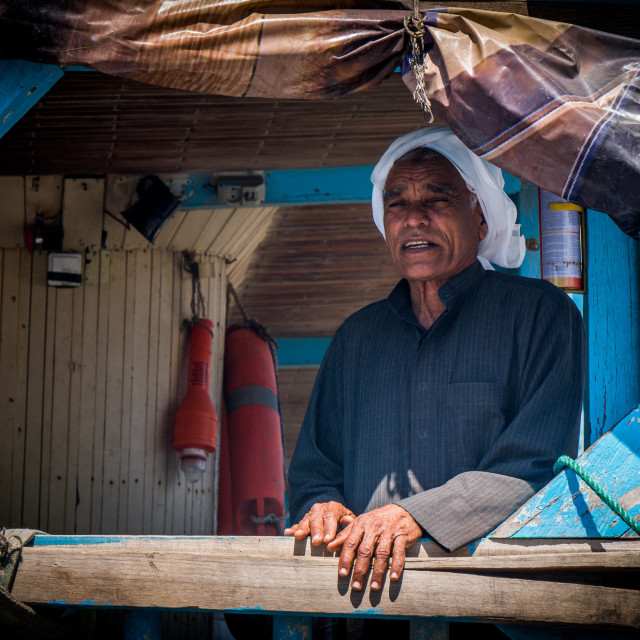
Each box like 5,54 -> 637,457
387,260 -> 486,326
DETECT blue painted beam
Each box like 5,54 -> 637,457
492,403 -> 640,539
0,60 -> 63,138
172,170 -> 520,209
276,337 -> 331,368
585,209 -> 640,445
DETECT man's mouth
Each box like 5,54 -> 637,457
402,239 -> 437,251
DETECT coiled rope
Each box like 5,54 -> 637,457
554,455 -> 640,535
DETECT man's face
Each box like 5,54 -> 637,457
383,155 -> 487,286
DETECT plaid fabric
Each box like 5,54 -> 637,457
1,2 -> 638,235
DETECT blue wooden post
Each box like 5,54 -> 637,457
585,210 -> 640,446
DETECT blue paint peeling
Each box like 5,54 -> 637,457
496,404 -> 640,538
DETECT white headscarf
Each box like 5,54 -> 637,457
371,127 -> 525,270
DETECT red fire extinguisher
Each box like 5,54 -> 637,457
173,319 -> 218,484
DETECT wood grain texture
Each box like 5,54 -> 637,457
492,404 -> 640,539
10,536 -> 640,627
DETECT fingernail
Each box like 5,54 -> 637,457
312,535 -> 321,544
352,581 -> 361,590
390,572 -> 398,580
371,581 -> 379,590
339,568 -> 348,576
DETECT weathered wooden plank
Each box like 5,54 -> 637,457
118,251 -> 137,532
0,177 -> 26,249
8,251 -> 31,525
101,250 -> 126,533
143,249 -> 162,534
62,177 -> 105,251
38,266 -> 58,530
166,252 -> 186,534
151,250 -> 174,534
11,536 -> 640,627
493,404 -> 640,539
167,209 -> 213,252
64,284 -> 85,533
22,251 -> 48,528
76,250 -> 100,534
48,287 -> 74,534
191,209 -> 234,254
0,249 -> 14,524
127,249 -> 151,534
90,251 -> 110,532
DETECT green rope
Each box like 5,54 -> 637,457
554,455 -> 640,535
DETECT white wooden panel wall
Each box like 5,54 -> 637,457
0,175 -> 283,535
0,247 -> 227,535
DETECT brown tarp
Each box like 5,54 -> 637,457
1,1 -> 639,237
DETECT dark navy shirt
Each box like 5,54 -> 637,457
288,260 -> 585,551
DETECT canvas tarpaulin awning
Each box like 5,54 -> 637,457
1,1 -> 639,238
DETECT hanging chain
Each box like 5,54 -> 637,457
182,250 -> 207,329
404,0 -> 434,124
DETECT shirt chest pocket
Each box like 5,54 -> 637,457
445,382 -> 516,466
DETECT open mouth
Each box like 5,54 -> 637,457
402,239 -> 437,251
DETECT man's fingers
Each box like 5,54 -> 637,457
369,535 -> 393,591
308,510 -> 328,545
349,531 -> 378,591
389,536 -> 407,581
335,524 -> 364,583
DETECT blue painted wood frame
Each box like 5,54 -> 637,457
173,171 -> 520,209
493,403 -> 640,539
0,60 -> 63,138
585,209 -> 640,446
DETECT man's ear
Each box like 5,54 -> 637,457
476,201 -> 488,241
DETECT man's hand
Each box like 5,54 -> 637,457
326,504 -> 422,592
284,501 -> 356,545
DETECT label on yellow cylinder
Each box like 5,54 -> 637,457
539,189 -> 585,291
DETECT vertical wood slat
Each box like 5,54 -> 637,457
64,284 -> 85,533
22,252 -> 48,528
76,250 -> 101,534
102,250 -> 126,533
127,250 -> 151,534
118,251 -> 137,533
152,251 -> 175,534
48,287 -> 74,534
143,250 -> 162,534
38,264 -> 57,531
0,177 -> 25,248
1,247 -> 225,536
91,251 -> 110,532
10,251 -> 31,525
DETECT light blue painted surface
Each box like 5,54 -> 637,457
172,169 -> 519,209
494,404 -> 640,538
585,209 -> 640,445
0,60 -> 63,138
276,337 -> 332,367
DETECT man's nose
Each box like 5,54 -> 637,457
404,202 -> 430,226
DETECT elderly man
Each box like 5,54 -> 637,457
285,127 -> 585,595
